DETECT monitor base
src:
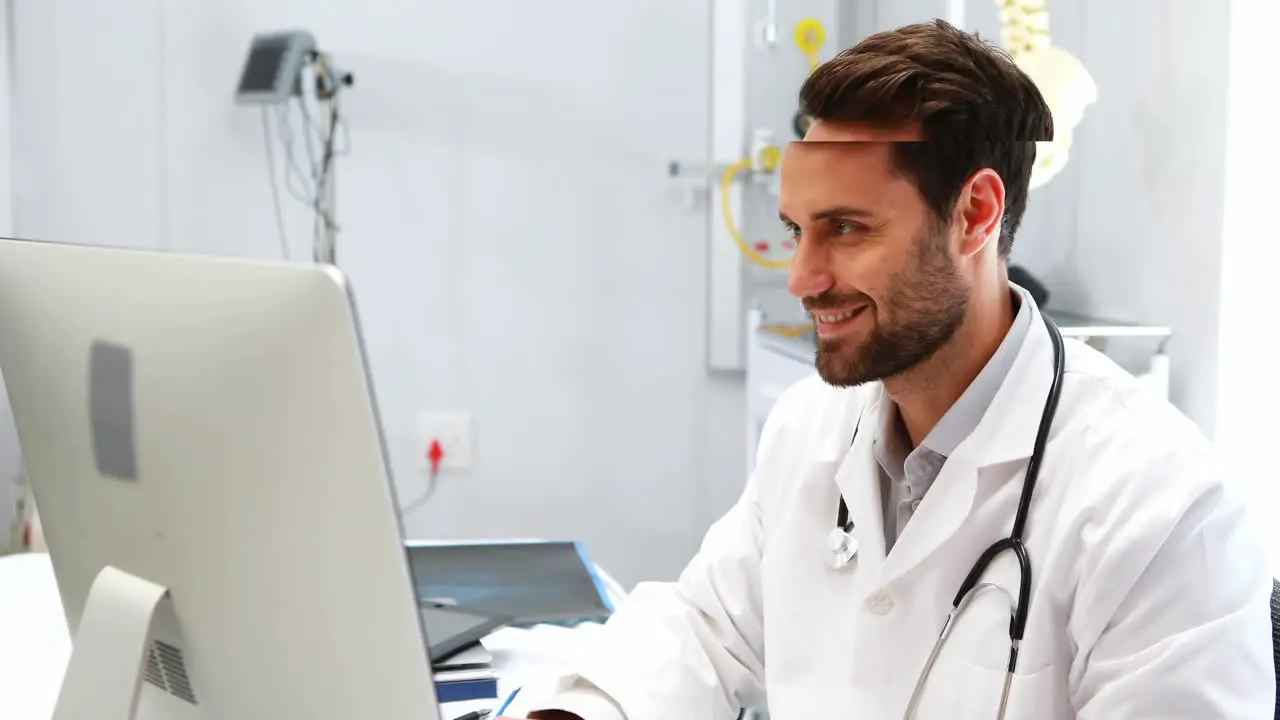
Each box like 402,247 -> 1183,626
52,565 -> 169,720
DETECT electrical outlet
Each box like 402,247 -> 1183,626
419,412 -> 472,472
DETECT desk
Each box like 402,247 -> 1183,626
0,552 -> 612,720
441,623 -> 607,717
0,553 -> 69,720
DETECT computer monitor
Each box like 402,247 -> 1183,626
0,238 -> 443,720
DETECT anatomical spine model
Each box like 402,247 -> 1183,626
997,0 -> 1098,189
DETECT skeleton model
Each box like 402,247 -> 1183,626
997,0 -> 1099,189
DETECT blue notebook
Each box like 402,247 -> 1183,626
434,667 -> 499,704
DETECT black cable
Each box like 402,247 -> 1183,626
295,95 -> 329,262
304,95 -> 341,264
260,108 -> 290,259
273,103 -> 315,205
399,471 -> 439,516
296,95 -> 321,182
257,56 -> 351,263
269,95 -> 340,263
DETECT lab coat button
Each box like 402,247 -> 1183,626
866,590 -> 894,616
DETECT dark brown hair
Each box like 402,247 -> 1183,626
798,20 -> 1053,256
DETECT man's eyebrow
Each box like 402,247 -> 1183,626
779,206 -> 880,224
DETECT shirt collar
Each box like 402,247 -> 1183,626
873,283 -> 1035,465
922,284 -> 1033,456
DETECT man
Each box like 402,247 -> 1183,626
502,20 -> 1274,719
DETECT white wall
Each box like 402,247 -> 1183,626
0,0 -> 1252,570
745,0 -> 1232,433
934,0 -> 1233,433
7,0 -> 740,585
1216,0 -> 1280,573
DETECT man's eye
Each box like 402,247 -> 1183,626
835,220 -> 861,235
783,223 -> 800,238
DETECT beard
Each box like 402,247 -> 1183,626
808,223 -> 969,387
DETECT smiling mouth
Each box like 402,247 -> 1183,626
810,306 -> 869,337
812,308 -> 863,323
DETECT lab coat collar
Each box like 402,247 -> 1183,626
831,388 -> 889,571
963,293 -> 1058,470
877,295 -> 1058,584
813,296 -> 1058,584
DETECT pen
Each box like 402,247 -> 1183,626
450,711 -> 491,720
494,687 -> 521,717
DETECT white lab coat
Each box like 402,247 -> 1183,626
517,308 -> 1276,719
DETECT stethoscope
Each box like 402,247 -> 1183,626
826,313 -> 1066,720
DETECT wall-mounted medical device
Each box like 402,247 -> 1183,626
234,30 -> 355,265
670,3 -> 848,372
234,31 -> 319,106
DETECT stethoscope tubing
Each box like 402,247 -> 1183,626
828,313 -> 1067,718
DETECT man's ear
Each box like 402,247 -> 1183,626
955,168 -> 1005,257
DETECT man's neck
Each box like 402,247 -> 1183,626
883,283 -> 1015,448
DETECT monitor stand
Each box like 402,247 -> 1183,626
52,565 -> 170,720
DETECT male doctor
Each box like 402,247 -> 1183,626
503,20 -> 1275,719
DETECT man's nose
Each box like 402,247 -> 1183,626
787,241 -> 833,299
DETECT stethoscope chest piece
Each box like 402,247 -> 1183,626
827,526 -> 858,569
